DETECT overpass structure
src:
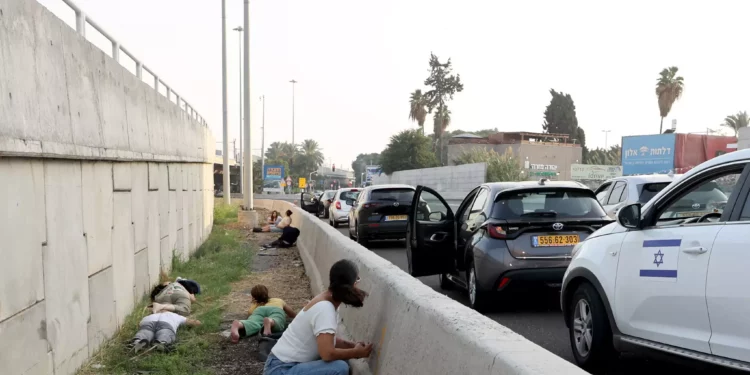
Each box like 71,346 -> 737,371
0,1 -> 215,374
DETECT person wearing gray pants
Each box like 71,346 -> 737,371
129,311 -> 201,353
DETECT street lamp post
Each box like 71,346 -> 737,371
260,95 -> 265,183
221,0 -> 230,204
289,79 -> 297,145
242,0 -> 253,209
602,129 -> 611,149
233,26 -> 243,194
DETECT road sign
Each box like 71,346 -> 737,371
264,165 -> 284,180
299,177 -> 307,188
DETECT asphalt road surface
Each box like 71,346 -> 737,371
319,216 -> 743,375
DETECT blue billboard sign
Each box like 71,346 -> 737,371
263,165 -> 284,180
621,134 -> 676,175
365,165 -> 381,182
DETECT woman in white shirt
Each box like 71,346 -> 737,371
263,259 -> 373,375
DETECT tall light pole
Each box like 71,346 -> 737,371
243,0 -> 253,209
221,0 -> 230,204
260,95 -> 265,183
602,129 -> 611,149
289,79 -> 297,145
233,26 -> 243,195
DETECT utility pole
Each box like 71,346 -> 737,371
221,0 -> 230,204
289,79 -> 297,146
602,129 -> 611,149
233,26 -> 243,194
260,95 -> 265,182
243,0 -> 253,209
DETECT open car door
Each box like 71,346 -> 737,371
299,192 -> 318,214
406,185 -> 456,277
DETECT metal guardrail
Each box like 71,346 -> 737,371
59,0 -> 207,127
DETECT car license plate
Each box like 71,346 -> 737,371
532,235 -> 580,247
676,211 -> 708,218
385,215 -> 407,221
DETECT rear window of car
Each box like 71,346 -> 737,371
339,191 -> 360,201
370,188 -> 415,202
323,191 -> 336,199
638,182 -> 670,203
491,189 -> 606,219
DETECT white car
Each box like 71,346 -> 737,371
594,175 -> 676,218
328,188 -> 361,228
262,180 -> 284,195
561,149 -> 747,372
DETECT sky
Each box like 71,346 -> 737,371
38,0 -> 750,170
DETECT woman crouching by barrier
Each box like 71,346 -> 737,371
263,259 -> 373,375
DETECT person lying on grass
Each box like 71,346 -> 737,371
230,284 -> 298,343
128,311 -> 201,353
263,259 -> 373,375
149,281 -> 196,316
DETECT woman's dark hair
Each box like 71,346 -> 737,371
150,284 -> 167,302
285,210 -> 293,217
270,211 -> 279,220
251,285 -> 270,304
329,259 -> 368,307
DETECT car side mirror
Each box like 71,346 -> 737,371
429,212 -> 445,221
617,203 -> 642,229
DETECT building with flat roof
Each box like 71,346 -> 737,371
447,131 -> 583,181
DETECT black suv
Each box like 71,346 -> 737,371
347,184 -> 425,247
406,181 -> 613,311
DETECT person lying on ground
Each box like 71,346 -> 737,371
128,311 -> 201,353
263,259 -> 373,375
230,284 -> 298,343
256,210 -> 293,233
149,281 -> 195,316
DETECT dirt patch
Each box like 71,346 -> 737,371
206,212 -> 313,375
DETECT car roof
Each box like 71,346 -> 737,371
484,180 -> 588,191
604,174 -> 674,184
369,184 -> 414,190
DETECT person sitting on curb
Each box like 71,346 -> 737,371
267,211 -> 282,226
263,259 -> 373,375
256,210 -> 293,233
128,311 -> 201,353
230,284 -> 298,343
150,281 -> 195,316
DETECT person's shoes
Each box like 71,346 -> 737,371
129,339 -> 148,354
252,228 -> 262,233
153,341 -> 173,353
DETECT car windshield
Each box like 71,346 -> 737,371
491,189 -> 607,219
638,182 -> 670,203
263,181 -> 280,188
339,191 -> 360,201
370,188 -> 414,201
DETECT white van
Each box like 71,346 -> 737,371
262,180 -> 284,195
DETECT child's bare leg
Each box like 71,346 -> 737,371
230,320 -> 243,343
262,317 -> 275,336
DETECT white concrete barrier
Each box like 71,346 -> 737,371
255,200 -> 587,375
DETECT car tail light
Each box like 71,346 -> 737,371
335,201 -> 341,210
351,189 -> 359,192
364,202 -> 381,209
488,225 -> 507,239
497,277 -> 510,290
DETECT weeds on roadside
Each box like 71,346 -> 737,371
78,210 -> 251,375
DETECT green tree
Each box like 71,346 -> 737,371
409,89 -> 428,134
351,152 -> 381,185
721,111 -> 750,136
542,89 -> 579,137
584,145 -> 621,165
298,139 -> 325,177
446,128 -> 499,138
656,66 -> 685,134
422,53 -> 464,162
380,129 -> 439,174
454,148 -> 524,182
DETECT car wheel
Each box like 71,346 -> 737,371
569,282 -> 615,371
356,225 -> 368,248
467,263 -> 490,312
438,273 -> 452,290
332,219 -> 338,228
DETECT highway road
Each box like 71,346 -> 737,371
318,216 -> 742,375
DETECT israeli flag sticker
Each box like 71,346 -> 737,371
639,239 -> 681,281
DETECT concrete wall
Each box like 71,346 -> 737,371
255,199 -> 586,375
370,163 -> 486,200
0,159 -> 214,375
0,0 -> 214,163
0,1 -> 215,374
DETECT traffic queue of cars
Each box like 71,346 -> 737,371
298,149 -> 749,373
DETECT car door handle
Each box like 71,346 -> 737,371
682,246 -> 707,254
429,232 -> 447,242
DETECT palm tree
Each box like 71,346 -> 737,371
721,111 -> 750,137
655,66 -> 685,134
265,142 -> 286,162
298,139 -> 325,174
409,89 -> 428,134
432,106 -> 451,163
